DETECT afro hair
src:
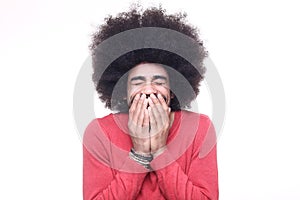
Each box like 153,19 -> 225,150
90,5 -> 207,112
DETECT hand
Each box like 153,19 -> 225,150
128,94 -> 151,154
148,93 -> 171,153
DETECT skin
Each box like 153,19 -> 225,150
127,63 -> 174,154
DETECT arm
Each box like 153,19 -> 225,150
155,146 -> 218,200
83,119 -> 148,200
152,117 -> 219,200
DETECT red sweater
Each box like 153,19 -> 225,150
83,111 -> 218,200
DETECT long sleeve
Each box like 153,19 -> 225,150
151,114 -> 219,200
83,118 -> 148,200
155,147 -> 218,200
83,112 -> 218,200
83,146 -> 148,200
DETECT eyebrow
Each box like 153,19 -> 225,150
130,76 -> 146,82
152,75 -> 167,81
130,75 -> 168,82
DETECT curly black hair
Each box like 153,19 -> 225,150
90,6 -> 207,112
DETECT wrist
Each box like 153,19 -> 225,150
133,149 -> 151,157
152,146 -> 167,158
129,148 -> 153,170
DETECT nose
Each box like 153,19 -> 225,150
141,83 -> 157,95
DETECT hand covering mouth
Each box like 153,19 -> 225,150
129,93 -> 167,108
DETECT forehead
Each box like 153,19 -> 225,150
128,63 -> 169,78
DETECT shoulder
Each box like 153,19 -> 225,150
173,110 -> 214,143
83,114 -> 114,141
83,113 -> 129,141
184,111 -> 216,158
180,110 -> 212,128
179,110 -> 216,152
86,113 -> 113,128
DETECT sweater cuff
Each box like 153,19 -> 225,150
118,153 -> 150,174
149,149 -> 177,171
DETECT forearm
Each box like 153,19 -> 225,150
155,161 -> 212,200
83,147 -> 148,200
84,172 -> 147,200
152,149 -> 218,200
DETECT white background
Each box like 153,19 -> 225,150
1,0 -> 300,199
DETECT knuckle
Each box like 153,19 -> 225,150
129,108 -> 135,114
128,123 -> 134,129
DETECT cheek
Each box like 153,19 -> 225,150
158,86 -> 171,96
127,86 -> 142,104
128,86 -> 142,96
156,87 -> 171,103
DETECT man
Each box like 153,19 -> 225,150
83,6 -> 218,200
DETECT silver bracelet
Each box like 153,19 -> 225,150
129,148 -> 153,170
130,148 -> 153,162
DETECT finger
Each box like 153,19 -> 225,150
135,95 -> 147,138
155,93 -> 171,122
152,94 -> 170,131
143,104 -> 150,126
148,98 -> 163,134
129,94 -> 140,121
157,93 -> 170,116
137,97 -> 148,127
148,107 -> 157,134
142,108 -> 150,133
149,96 -> 163,128
150,93 -> 160,106
132,94 -> 146,123
157,93 -> 169,111
137,105 -> 144,127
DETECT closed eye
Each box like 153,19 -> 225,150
154,82 -> 166,85
152,75 -> 168,86
130,76 -> 146,86
133,82 -> 143,86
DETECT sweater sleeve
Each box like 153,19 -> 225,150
153,116 -> 219,200
83,119 -> 148,200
